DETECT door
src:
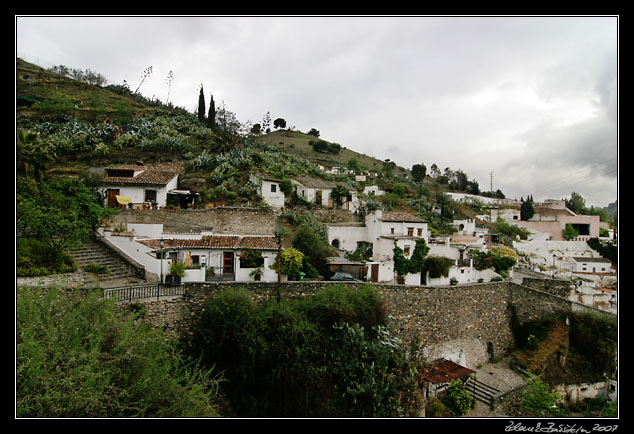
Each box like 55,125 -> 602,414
107,189 -> 120,208
223,252 -> 234,275
371,264 -> 379,283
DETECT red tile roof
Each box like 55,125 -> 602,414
139,235 -> 278,250
379,211 -> 426,223
102,167 -> 178,187
421,359 -> 475,384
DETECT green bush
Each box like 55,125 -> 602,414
441,379 -> 474,416
16,287 -> 221,417
183,285 -> 421,417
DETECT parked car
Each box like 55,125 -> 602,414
329,271 -> 362,282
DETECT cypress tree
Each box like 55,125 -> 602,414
207,93 -> 216,129
197,85 -> 206,123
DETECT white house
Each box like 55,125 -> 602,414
362,185 -> 386,197
249,171 -> 285,209
328,209 -> 429,283
99,224 -> 279,283
291,174 -> 360,212
572,257 -> 613,274
100,164 -> 179,209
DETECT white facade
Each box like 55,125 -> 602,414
327,210 -> 429,283
249,172 -> 285,209
100,165 -> 179,209
99,224 -> 279,283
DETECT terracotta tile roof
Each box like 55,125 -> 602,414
238,236 -> 279,249
421,359 -> 475,384
102,168 -> 178,187
379,211 -> 426,223
293,174 -> 340,189
138,235 -> 277,250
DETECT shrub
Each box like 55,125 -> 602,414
441,379 -> 474,416
16,287 -> 221,417
183,285 -> 420,417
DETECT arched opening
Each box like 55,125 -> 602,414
331,239 -> 340,249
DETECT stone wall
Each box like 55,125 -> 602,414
129,280 -> 615,370
104,207 -> 277,235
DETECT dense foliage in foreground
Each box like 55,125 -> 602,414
181,285 -> 427,417
16,287 -> 222,417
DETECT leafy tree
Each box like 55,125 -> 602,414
331,184 -> 350,207
411,163 -> 427,184
17,129 -> 57,181
393,244 -> 409,281
424,256 -> 455,279
307,128 -> 320,137
563,223 -> 579,240
566,192 -> 586,214
347,158 -> 361,174
441,379 -> 474,416
250,123 -> 262,135
17,177 -> 113,253
408,238 -> 429,275
273,118 -> 286,129
519,375 -> 563,417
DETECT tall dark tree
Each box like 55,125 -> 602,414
411,163 -> 427,197
197,85 -> 206,123
520,196 -> 535,221
207,93 -> 216,129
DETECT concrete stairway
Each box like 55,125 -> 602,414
69,237 -> 146,287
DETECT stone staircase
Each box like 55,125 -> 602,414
69,237 -> 146,288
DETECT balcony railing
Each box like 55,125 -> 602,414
102,283 -> 184,302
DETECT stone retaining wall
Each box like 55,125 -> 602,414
127,280 -> 615,369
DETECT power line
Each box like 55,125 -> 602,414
531,157 -> 617,197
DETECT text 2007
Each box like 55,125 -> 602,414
593,425 -> 618,432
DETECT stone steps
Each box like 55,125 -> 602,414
69,238 -> 145,283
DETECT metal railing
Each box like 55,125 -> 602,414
102,283 -> 185,302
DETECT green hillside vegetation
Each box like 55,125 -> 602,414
16,57 -> 499,273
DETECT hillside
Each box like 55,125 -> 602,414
17,57 -> 153,122
16,57 -> 483,228
259,129 -> 406,176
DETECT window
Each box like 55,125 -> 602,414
145,189 -> 157,202
271,184 -> 277,193
404,245 -> 411,256
417,228 -> 423,237
391,227 -> 395,235
407,227 -> 414,236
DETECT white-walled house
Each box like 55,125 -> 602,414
99,225 -> 279,283
249,171 -> 285,209
100,164 -> 179,209
291,174 -> 360,212
328,210 -> 429,283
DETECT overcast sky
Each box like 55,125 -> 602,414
16,15 -> 618,208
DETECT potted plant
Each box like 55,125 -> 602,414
170,261 -> 186,285
249,266 -> 264,281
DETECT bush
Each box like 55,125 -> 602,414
16,287 -> 221,417
441,379 -> 474,416
183,285 -> 420,417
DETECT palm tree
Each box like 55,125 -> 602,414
17,129 -> 57,180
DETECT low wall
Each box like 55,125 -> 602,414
128,280 -> 615,370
